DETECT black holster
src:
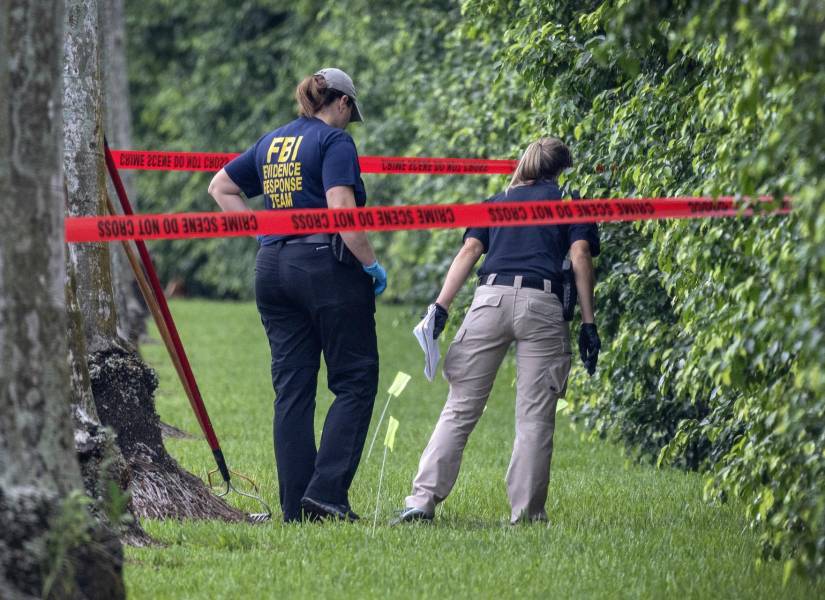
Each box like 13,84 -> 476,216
330,233 -> 360,266
562,258 -> 577,321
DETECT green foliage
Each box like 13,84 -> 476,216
44,490 -> 94,599
459,0 -> 825,576
128,0 -> 296,297
127,0 -> 523,299
127,0 -> 825,575
99,451 -> 133,531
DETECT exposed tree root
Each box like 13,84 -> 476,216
88,346 -> 244,522
129,457 -> 243,521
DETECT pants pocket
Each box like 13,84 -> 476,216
290,247 -> 372,308
545,347 -> 572,398
526,294 -> 564,328
442,327 -> 466,383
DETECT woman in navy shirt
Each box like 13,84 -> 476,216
209,68 -> 386,523
395,137 -> 601,524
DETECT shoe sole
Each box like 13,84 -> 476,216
390,510 -> 434,526
301,497 -> 358,523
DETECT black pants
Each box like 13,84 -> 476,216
255,242 -> 379,522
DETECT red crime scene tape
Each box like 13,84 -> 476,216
65,197 -> 790,243
108,149 -> 518,175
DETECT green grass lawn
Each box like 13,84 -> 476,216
127,300 -> 823,599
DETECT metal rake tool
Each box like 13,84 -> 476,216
208,468 -> 272,524
104,139 -> 272,524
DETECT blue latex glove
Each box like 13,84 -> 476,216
363,261 -> 387,296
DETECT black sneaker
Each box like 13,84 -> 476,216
300,496 -> 359,523
390,506 -> 434,525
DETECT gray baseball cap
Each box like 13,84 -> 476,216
315,67 -> 363,122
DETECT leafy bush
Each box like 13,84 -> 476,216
462,0 -> 825,576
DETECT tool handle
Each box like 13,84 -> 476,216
212,449 -> 231,482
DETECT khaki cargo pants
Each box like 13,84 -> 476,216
406,278 -> 572,522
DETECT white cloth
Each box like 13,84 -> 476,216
413,304 -> 441,382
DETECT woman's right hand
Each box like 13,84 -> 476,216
363,261 -> 387,296
432,303 -> 449,339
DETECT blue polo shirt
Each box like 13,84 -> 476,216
223,117 -> 366,245
465,180 -> 600,283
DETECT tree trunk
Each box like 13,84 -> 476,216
64,0 -> 151,544
64,0 -> 118,354
101,0 -> 147,347
66,248 -> 151,546
0,2 -> 124,598
63,0 -> 243,523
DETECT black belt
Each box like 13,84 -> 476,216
283,233 -> 333,245
479,274 -> 561,296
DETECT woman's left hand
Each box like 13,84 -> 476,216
578,323 -> 601,375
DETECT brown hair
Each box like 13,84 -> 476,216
295,74 -> 349,117
508,137 -> 573,189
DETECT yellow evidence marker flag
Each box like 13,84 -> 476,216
387,371 -> 411,398
384,416 -> 400,452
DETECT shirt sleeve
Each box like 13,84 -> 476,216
567,191 -> 600,256
322,132 -> 361,191
224,144 -> 262,199
463,227 -> 489,253
463,196 -> 494,252
569,223 -> 600,257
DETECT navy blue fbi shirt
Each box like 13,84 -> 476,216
465,180 -> 600,283
223,116 -> 367,245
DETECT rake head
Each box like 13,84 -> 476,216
208,468 -> 273,523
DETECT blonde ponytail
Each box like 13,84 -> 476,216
508,137 -> 572,189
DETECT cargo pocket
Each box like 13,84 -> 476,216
471,292 -> 503,311
545,341 -> 573,398
442,327 -> 467,383
463,292 -> 503,330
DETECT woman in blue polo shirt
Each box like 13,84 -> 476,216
208,68 -> 387,523
395,137 -> 601,524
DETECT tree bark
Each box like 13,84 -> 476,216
64,0 -> 151,544
0,2 -> 124,598
66,248 -> 151,546
63,0 -> 243,523
101,0 -> 147,347
64,0 -> 119,353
